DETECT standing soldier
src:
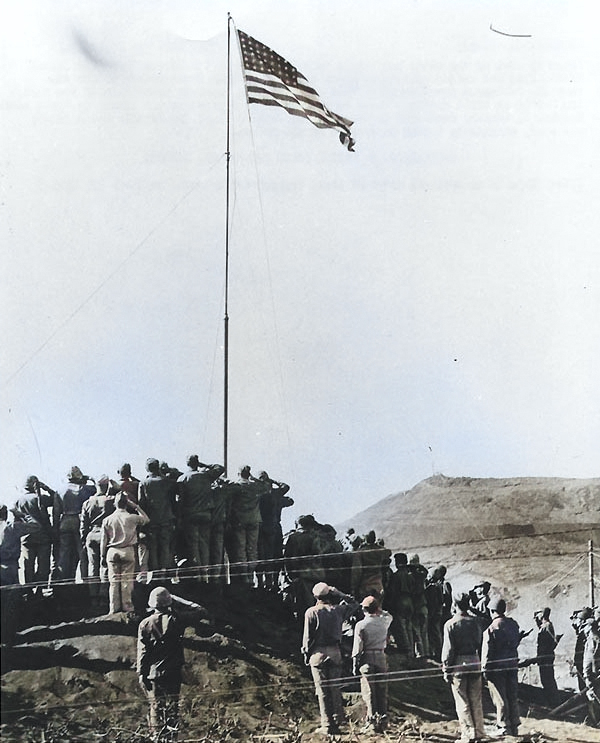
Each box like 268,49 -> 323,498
408,554 -> 429,658
227,465 -> 266,585
101,492 -> 149,615
582,613 -> 600,726
572,608 -> 593,691
441,592 -> 485,743
302,582 -> 359,736
159,462 -> 182,562
439,565 -> 453,627
257,471 -> 293,589
118,463 -> 144,567
0,505 -> 36,644
14,476 -> 56,588
534,607 -> 560,707
384,553 -> 414,657
425,567 -> 445,661
210,477 -> 235,583
1,505 -> 33,587
177,455 -> 224,581
284,515 -> 325,618
118,463 -> 140,502
352,531 -> 391,601
471,582 -> 492,629
139,458 -> 176,574
137,586 -> 207,742
481,597 -> 521,738
54,466 -> 95,581
352,594 -> 393,733
80,475 -> 116,610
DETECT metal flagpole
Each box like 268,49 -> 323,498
224,13 -> 232,476
590,539 -> 595,608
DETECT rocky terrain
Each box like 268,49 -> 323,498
1,475 -> 599,742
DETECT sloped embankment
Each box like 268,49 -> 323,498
2,580 -> 599,742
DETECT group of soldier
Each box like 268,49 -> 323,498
0,457 -> 294,613
2,464 -> 600,740
282,518 -> 457,664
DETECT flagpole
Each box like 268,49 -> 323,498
224,13 -> 232,476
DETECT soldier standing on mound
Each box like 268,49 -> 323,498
137,586 -> 207,742
302,582 -> 359,736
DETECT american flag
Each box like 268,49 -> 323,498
237,29 -> 355,151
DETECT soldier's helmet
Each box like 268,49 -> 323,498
297,514 -> 317,529
312,582 -> 331,598
455,592 -> 471,612
488,597 -> 506,615
148,586 -> 173,609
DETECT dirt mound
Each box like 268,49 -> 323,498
1,580 -> 599,742
2,475 -> 599,741
338,474 -> 600,694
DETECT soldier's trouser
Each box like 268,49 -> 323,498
209,521 -> 226,582
486,669 -> 520,733
390,594 -> 414,655
106,545 -> 136,613
229,523 -> 259,583
450,673 -> 485,740
359,650 -> 389,719
428,610 -> 443,659
257,529 -> 278,588
182,518 -> 210,578
85,530 -> 107,598
309,646 -> 345,729
412,604 -> 429,658
146,676 -> 181,742
20,537 -> 51,586
146,525 -> 174,572
539,659 -> 558,704
58,520 -> 82,580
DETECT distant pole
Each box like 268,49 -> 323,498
590,540 -> 595,607
224,13 -> 232,476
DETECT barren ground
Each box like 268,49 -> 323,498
2,475 -> 599,742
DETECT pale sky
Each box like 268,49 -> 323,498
1,0 -> 598,528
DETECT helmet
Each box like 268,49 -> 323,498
455,592 -> 471,613
312,582 -> 331,598
488,597 -> 506,615
148,586 -> 172,609
361,595 -> 379,611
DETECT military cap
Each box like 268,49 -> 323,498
68,465 -> 86,482
25,475 -> 39,490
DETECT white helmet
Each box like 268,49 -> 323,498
148,586 -> 172,609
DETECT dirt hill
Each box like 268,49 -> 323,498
2,581 -> 599,743
338,474 -> 600,689
1,474 -> 599,741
